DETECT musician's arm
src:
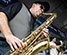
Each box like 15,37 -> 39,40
0,12 -> 24,51
0,12 -> 13,38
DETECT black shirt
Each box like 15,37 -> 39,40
0,2 -> 22,21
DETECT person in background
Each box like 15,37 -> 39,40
50,37 -> 60,55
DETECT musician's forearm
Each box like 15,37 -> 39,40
0,12 -> 13,38
0,12 -> 24,51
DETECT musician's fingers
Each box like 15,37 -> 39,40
41,34 -> 44,38
9,43 -> 14,51
12,42 -> 19,51
16,38 -> 24,48
43,28 -> 49,33
19,40 -> 24,48
15,40 -> 22,49
42,31 -> 48,37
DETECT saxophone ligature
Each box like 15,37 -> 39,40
5,13 -> 56,55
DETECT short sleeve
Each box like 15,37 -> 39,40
50,42 -> 56,46
50,42 -> 52,46
0,2 -> 22,21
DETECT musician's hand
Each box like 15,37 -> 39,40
38,28 -> 49,40
41,28 -> 49,38
5,35 -> 24,51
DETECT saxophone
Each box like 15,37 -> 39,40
5,13 -> 56,55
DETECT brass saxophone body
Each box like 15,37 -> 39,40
5,13 -> 56,55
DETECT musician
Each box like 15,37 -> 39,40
0,1 -> 49,54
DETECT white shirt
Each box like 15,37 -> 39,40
50,42 -> 57,55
